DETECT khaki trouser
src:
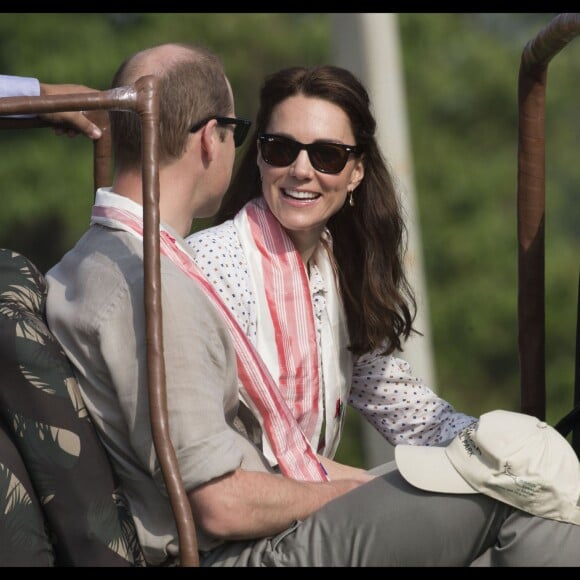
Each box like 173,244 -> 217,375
201,461 -> 580,567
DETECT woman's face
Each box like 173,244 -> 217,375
257,95 -> 364,255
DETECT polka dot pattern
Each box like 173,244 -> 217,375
187,222 -> 476,450
188,221 -> 257,342
350,350 -> 475,445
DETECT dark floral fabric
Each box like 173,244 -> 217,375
0,249 -> 146,567
0,423 -> 54,566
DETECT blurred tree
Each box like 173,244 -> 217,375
0,13 -> 576,468
399,12 -> 578,430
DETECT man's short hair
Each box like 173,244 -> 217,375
110,43 -> 231,170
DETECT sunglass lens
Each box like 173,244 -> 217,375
310,144 -> 348,174
261,137 -> 297,166
259,135 -> 354,174
234,123 -> 250,148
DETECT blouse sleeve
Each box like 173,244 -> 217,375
349,347 -> 476,446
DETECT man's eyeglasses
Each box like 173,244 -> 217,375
190,116 -> 252,148
258,134 -> 362,174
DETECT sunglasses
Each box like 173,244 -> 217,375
190,116 -> 252,148
258,133 -> 362,174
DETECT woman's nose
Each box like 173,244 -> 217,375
290,148 -> 315,178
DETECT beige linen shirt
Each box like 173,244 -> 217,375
46,200 -> 272,565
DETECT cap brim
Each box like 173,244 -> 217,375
394,443 -> 477,494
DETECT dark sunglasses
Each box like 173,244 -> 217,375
258,133 -> 362,174
190,116 -> 252,148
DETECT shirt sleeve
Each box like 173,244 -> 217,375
349,347 -> 476,446
0,75 -> 40,118
49,242 -> 266,497
0,74 -> 40,98
97,263 -> 263,493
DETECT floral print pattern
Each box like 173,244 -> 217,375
0,249 -> 145,566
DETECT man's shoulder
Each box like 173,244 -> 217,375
49,227 -> 143,280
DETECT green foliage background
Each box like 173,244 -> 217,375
0,13 -> 577,467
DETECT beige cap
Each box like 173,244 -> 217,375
395,409 -> 580,526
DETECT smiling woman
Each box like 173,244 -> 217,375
187,64 -> 475,472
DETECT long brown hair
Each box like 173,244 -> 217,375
216,65 -> 417,355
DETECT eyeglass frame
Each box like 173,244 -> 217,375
257,133 -> 362,174
190,115 -> 252,148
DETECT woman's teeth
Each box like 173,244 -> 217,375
284,189 -> 319,200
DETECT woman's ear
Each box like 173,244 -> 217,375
348,156 -> 365,191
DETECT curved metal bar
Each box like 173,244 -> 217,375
517,13 -> 580,418
133,75 -> 199,566
0,80 -> 199,566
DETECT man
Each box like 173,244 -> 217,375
44,43 -> 580,567
0,74 -> 102,139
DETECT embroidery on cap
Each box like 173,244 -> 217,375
503,462 -> 518,480
496,462 -> 542,499
459,423 -> 481,457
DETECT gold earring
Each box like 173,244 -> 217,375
348,190 -> 355,207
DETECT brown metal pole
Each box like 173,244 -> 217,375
135,75 -> 199,566
517,13 -> 580,418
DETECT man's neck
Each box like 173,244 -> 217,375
111,171 -> 193,238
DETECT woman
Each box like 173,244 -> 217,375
186,65 -> 474,477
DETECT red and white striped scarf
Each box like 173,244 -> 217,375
234,198 -> 352,462
243,199 -> 321,444
91,190 -> 328,482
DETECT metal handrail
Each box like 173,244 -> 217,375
517,13 -> 580,420
0,76 -> 199,566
